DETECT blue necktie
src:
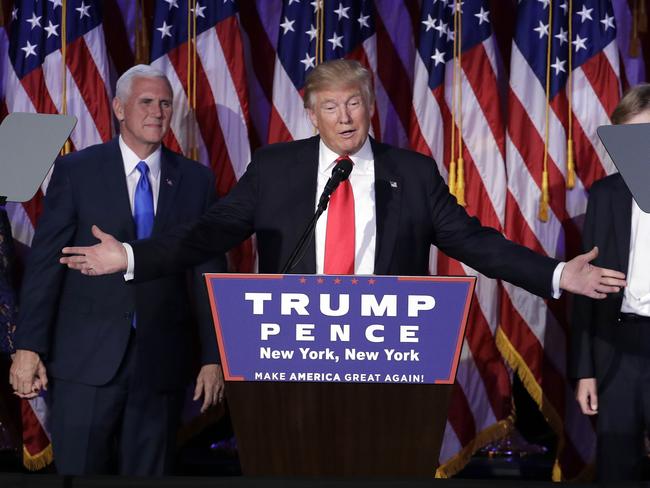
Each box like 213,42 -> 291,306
132,162 -> 154,329
134,161 -> 154,239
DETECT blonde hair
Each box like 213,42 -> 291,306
611,83 -> 650,125
303,59 -> 374,109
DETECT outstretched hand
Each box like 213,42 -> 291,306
560,246 -> 626,299
60,225 -> 128,275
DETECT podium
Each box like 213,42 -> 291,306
205,274 -> 475,476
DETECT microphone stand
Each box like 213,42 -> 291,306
281,201 -> 327,274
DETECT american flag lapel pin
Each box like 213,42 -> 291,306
390,180 -> 398,189
166,178 -> 173,187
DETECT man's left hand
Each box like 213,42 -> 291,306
560,246 -> 626,299
193,364 -> 225,413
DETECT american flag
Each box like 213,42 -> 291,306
411,0 -> 512,476
3,0 -> 113,469
500,0 -> 620,480
151,0 -> 254,271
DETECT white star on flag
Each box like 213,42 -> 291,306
537,0 -> 550,9
288,0 -> 301,4
44,20 -> 59,38
572,33 -> 587,51
554,27 -> 568,45
300,52 -> 316,70
11,8 -> 17,21
21,40 -> 37,58
76,1 -> 91,19
311,0 -> 322,12
431,48 -> 445,66
550,56 -> 566,75
165,0 -> 179,10
192,2 -> 206,18
445,26 -> 455,42
533,20 -> 549,39
157,21 -> 173,38
49,0 -> 63,8
306,24 -> 318,41
434,21 -> 447,36
600,13 -> 615,31
357,14 -> 370,29
422,14 -> 437,32
334,3 -> 350,20
280,16 -> 295,34
26,12 -> 42,30
559,1 -> 568,14
328,32 -> 344,49
474,7 -> 489,25
576,5 -> 593,23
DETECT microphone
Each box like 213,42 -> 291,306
318,157 -> 353,211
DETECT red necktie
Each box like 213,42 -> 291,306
324,158 -> 355,274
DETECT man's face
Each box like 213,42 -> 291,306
112,76 -> 172,153
307,84 -> 374,156
625,110 -> 650,125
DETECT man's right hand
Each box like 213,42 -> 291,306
60,225 -> 127,275
10,350 -> 48,399
575,377 -> 598,415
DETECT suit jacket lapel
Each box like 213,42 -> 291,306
611,175 -> 632,273
153,147 -> 181,236
371,139 -> 401,275
101,138 -> 136,241
287,137 -> 320,274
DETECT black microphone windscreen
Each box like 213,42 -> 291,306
332,158 -> 353,181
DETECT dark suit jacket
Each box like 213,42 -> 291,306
132,136 -> 557,298
14,138 -> 225,392
570,173 -> 630,381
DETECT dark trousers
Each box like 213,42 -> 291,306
597,316 -> 650,482
49,333 -> 184,476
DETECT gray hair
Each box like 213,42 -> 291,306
303,59 -> 374,110
115,64 -> 172,101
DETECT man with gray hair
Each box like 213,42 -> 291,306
9,64 -> 226,475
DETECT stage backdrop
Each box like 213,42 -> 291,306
0,0 -> 648,480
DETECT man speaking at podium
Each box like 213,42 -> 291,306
60,60 -> 624,311
9,65 -> 226,475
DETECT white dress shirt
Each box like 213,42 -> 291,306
120,137 -> 161,280
621,200 -> 650,316
315,138 -> 376,274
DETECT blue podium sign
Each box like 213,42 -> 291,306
205,274 -> 475,385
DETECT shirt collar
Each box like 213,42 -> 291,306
319,136 -> 373,176
119,136 -> 162,179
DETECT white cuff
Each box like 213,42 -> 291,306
123,243 -> 135,281
551,262 -> 566,299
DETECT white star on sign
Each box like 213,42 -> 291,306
21,40 -> 37,58
572,34 -> 587,52
431,48 -> 445,66
165,0 -> 179,10
280,17 -> 295,34
600,13 -> 615,31
554,27 -> 568,45
76,1 -> 91,19
306,24 -> 318,41
192,2 -> 206,18
26,12 -> 42,30
328,32 -> 344,49
358,13 -> 370,29
422,14 -> 437,32
334,3 -> 350,20
44,20 -> 59,38
49,0 -> 63,8
550,56 -> 566,75
533,20 -> 549,39
157,21 -> 173,38
474,7 -> 489,25
300,52 -> 316,70
576,5 -> 593,23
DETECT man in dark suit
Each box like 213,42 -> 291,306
571,84 -> 650,482
9,65 -> 226,475
59,60 -> 624,310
